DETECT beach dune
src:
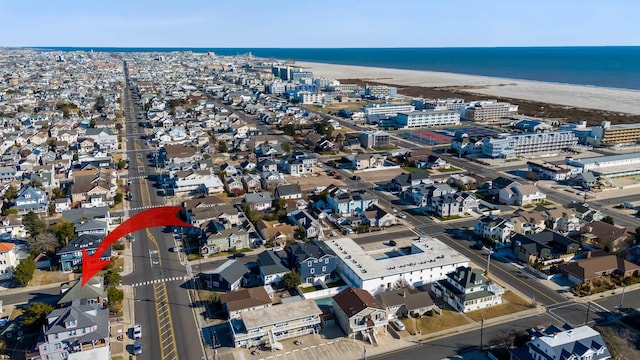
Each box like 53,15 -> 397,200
296,61 -> 640,115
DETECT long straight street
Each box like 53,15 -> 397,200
121,62 -> 204,360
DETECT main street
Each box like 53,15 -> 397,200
121,62 -> 204,360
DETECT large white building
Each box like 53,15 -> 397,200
0,242 -> 18,281
482,131 -> 578,158
395,109 -> 461,128
363,103 -> 415,116
412,98 -> 465,111
565,153 -> 640,173
461,100 -> 518,122
325,237 -> 469,295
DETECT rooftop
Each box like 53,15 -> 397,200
240,299 -> 322,330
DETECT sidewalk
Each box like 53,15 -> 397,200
109,285 -> 135,359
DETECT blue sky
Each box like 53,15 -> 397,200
1,0 -> 638,48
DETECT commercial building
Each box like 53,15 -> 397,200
590,120 -> 640,146
565,153 -> 640,176
395,109 -> 461,128
461,100 -> 518,122
482,131 -> 578,158
325,237 -> 469,295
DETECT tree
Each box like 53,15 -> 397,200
104,269 -> 122,287
107,286 -> 124,305
15,255 -> 36,286
52,187 -> 66,199
295,225 -> 307,240
218,140 -> 228,153
393,277 -> 411,289
72,152 -> 79,161
513,330 -> 531,348
48,203 -> 56,216
602,215 -> 615,225
31,178 -> 43,189
117,159 -> 127,170
28,232 -> 59,254
2,184 -> 18,202
51,220 -> 75,245
283,271 -> 301,290
281,142 -> 292,155
21,302 -> 53,331
114,192 -> 123,205
23,211 -> 47,239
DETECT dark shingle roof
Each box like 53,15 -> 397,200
333,287 -> 383,317
257,250 -> 288,276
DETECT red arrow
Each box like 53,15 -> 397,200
82,206 -> 195,286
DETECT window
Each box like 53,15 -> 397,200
308,261 -> 312,267
310,268 -> 315,274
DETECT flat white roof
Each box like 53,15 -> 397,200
536,325 -> 600,347
241,299 -> 321,330
325,237 -> 469,281
567,152 -> 640,166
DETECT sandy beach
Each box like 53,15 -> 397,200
295,61 -> 640,115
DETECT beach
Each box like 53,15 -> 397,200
295,61 -> 640,115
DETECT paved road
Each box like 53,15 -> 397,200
121,64 -> 204,360
0,285 -> 60,306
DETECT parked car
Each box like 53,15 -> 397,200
396,212 -> 407,219
133,324 -> 142,339
133,340 -> 142,355
388,240 -> 397,246
352,175 -> 361,181
391,320 -> 406,331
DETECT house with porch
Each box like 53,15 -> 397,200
56,234 -> 112,272
257,250 -> 289,287
333,287 -> 388,343
473,215 -> 515,246
286,240 -> 337,284
432,266 -> 504,313
376,288 -> 437,319
221,287 -> 273,320
11,186 -> 49,215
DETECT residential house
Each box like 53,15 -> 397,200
376,288 -> 437,319
359,204 -> 398,228
417,155 -> 449,170
220,287 -> 272,320
74,219 -> 108,237
257,250 -> 289,287
568,202 -> 603,222
257,158 -> 278,173
62,206 -> 111,227
275,184 -> 303,200
201,259 -> 249,291
280,151 -> 317,176
224,174 -> 245,196
432,191 -> 479,217
187,204 -> 240,228
544,208 -> 581,235
27,300 -> 110,360
408,183 -> 456,209
473,215 -> 515,246
325,186 -> 378,216
509,209 -> 547,234
431,266 -> 504,313
260,170 -> 286,190
351,154 -> 386,170
242,174 -> 262,193
512,230 -> 581,264
229,299 -> 322,348
509,325 -> 611,360
499,183 -> 546,206
57,234 -> 112,272
333,287 -> 388,342
256,220 -> 297,246
0,166 -> 17,183
288,210 -> 322,239
173,169 -> 224,195
84,127 -> 118,150
11,186 -> 49,215
57,276 -> 105,306
200,223 -> 250,256
286,240 -> 337,284
568,171 -> 599,189
559,252 -> 640,284
0,242 -> 18,281
244,191 -> 273,211
390,172 -> 433,193
580,221 -> 629,252
162,144 -> 200,165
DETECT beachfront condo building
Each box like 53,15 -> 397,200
363,103 -> 415,116
395,109 -> 461,128
365,85 -> 397,99
412,98 -> 466,111
482,131 -> 578,158
589,121 -> 640,146
461,100 -> 519,122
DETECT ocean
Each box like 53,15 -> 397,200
33,47 -> 640,91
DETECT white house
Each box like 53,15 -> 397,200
432,266 -> 504,313
499,183 -> 546,206
473,215 -> 515,246
0,242 -> 18,281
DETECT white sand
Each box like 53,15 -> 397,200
295,61 -> 640,115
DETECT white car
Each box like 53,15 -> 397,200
391,320 -> 406,331
133,324 -> 142,339
396,212 -> 407,219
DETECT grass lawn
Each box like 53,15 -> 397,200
29,269 -> 75,286
326,279 -> 347,288
466,291 -> 535,322
300,284 -> 324,293
435,214 -> 464,221
437,166 -> 461,173
187,253 -> 204,261
403,310 -> 471,336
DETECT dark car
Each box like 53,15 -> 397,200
133,340 -> 142,355
352,175 -> 361,181
233,253 -> 246,258
388,240 -> 397,246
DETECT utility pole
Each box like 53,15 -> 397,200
480,316 -> 485,352
619,284 -> 626,311
363,343 -> 367,360
486,248 -> 492,275
584,301 -> 591,326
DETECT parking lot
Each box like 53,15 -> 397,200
255,339 -> 363,360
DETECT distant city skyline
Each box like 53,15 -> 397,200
1,0 -> 639,48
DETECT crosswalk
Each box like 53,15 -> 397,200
131,276 -> 184,288
127,175 -> 147,180
129,205 -> 164,211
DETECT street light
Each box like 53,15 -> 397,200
480,316 -> 485,352
363,343 -> 367,360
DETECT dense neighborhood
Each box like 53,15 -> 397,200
1,49 -> 639,360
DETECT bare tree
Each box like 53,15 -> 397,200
393,277 -> 412,290
28,232 -> 59,255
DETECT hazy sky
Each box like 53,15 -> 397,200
1,0 -> 638,48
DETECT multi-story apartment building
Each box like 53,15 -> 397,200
412,98 -> 465,111
482,131 -> 578,158
363,103 -> 415,117
229,299 -> 322,348
590,120 -> 640,146
395,109 -> 461,128
294,91 -> 325,104
325,237 -> 469,295
364,85 -> 397,99
461,100 -> 518,122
